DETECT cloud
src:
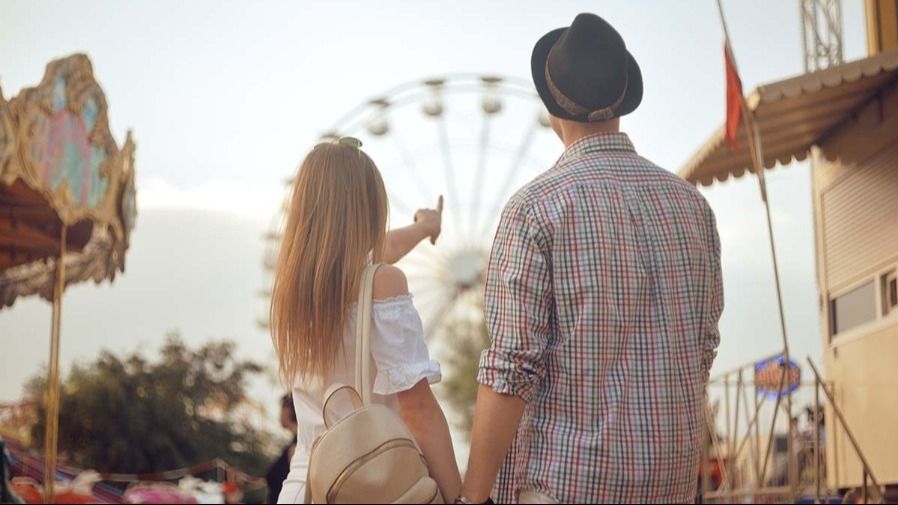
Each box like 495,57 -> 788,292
137,175 -> 286,222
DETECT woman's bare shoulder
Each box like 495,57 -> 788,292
372,264 -> 409,301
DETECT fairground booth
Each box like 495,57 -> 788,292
681,0 -> 898,500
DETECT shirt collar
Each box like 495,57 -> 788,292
559,132 -> 636,163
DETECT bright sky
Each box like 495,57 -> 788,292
0,0 -> 869,429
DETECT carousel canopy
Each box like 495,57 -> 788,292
679,49 -> 898,186
0,54 -> 137,308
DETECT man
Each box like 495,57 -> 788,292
458,13 -> 723,504
266,394 -> 298,504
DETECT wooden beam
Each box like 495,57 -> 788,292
1,205 -> 59,222
0,220 -> 59,251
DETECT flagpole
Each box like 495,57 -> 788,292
714,0 -> 797,500
715,0 -> 791,365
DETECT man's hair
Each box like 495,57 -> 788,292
281,393 -> 297,423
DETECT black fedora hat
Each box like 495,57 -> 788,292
532,13 -> 643,123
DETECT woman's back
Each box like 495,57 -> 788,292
278,283 -> 441,503
270,141 -> 459,502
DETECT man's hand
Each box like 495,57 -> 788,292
414,195 -> 444,245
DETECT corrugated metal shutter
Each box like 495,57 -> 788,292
822,142 -> 898,291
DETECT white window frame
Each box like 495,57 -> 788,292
882,268 -> 898,317
829,262 -> 898,348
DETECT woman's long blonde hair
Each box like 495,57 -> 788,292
270,142 -> 389,383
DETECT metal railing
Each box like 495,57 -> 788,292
700,354 -> 884,503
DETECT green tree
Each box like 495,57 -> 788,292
440,316 -> 490,437
28,333 -> 274,476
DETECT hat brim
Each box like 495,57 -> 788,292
531,27 -> 643,122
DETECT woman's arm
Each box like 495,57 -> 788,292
384,196 -> 443,264
372,265 -> 460,502
398,380 -> 462,503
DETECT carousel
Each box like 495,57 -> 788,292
0,53 -> 137,502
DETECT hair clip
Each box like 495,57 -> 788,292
338,136 -> 363,149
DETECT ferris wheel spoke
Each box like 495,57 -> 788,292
477,115 -> 540,240
412,282 -> 442,305
407,242 -> 445,264
265,76 -> 553,344
424,291 -> 460,337
389,126 -> 438,202
386,188 -> 416,218
406,272 -> 445,291
399,250 -> 446,282
399,253 -> 440,272
412,289 -> 444,325
410,280 -> 446,307
467,113 -> 492,246
436,115 -> 464,236
412,276 -> 442,301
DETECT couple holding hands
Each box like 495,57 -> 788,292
270,13 -> 722,505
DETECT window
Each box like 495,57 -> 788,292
883,270 -> 898,317
831,281 -> 876,336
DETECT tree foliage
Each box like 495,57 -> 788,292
440,316 -> 490,437
28,334 -> 273,476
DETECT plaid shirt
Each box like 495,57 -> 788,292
479,132 -> 722,504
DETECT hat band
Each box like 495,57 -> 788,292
544,63 -> 629,122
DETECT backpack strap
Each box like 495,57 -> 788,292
354,264 -> 381,406
322,384 -> 363,429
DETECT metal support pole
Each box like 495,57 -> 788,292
731,391 -> 766,473
759,366 -> 788,486
43,225 -> 66,502
733,371 -> 743,459
724,376 -> 732,459
739,381 -> 761,501
863,469 -> 868,504
815,375 -> 822,503
706,403 -> 732,492
715,4 -> 796,495
754,380 -> 762,487
701,404 -> 710,503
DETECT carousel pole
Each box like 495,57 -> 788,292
43,224 -> 66,503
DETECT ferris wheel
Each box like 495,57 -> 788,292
261,74 -> 559,339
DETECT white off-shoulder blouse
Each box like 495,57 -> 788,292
277,294 -> 441,504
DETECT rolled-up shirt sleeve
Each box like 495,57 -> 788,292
478,198 -> 553,403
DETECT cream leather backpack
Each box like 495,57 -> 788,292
302,264 -> 443,504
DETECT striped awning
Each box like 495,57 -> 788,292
679,50 -> 898,186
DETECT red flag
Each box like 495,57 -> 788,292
724,42 -> 743,149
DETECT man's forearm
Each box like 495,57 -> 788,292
461,385 -> 526,503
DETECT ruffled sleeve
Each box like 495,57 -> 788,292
368,295 -> 441,396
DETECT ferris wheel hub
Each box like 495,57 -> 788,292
445,248 -> 488,291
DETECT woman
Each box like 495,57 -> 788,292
270,138 -> 461,503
